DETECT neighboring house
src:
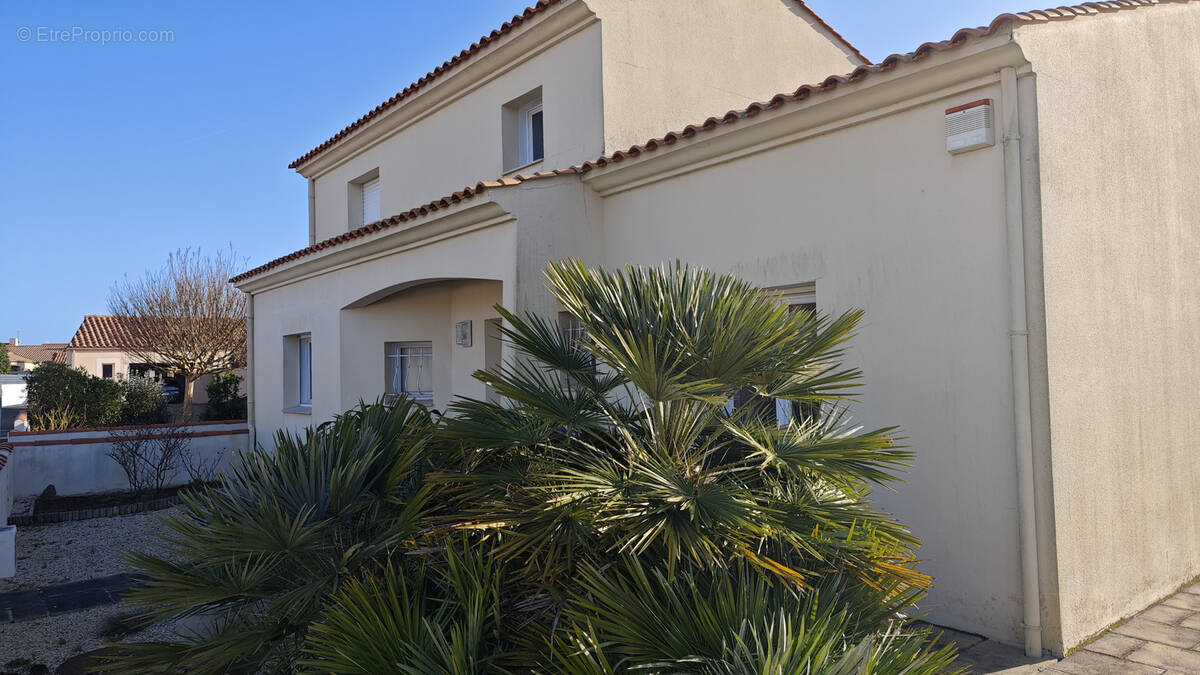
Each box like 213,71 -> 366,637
64,315 -> 220,406
233,0 -> 1200,657
4,339 -> 67,372
0,373 -> 29,436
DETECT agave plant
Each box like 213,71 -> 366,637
105,399 -> 439,674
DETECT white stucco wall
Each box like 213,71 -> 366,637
589,0 -> 863,153
308,20 -> 605,242
339,280 -> 502,412
1015,3 -> 1200,649
247,209 -> 518,434
592,83 -> 1025,642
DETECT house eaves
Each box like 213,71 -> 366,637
287,0 -> 867,175
575,0 -> 1192,195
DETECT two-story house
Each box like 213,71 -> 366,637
235,0 -> 1200,659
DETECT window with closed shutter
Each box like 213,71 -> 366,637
360,177 -> 381,226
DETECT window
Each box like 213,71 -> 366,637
559,312 -> 586,345
284,333 -> 312,412
519,100 -> 544,166
386,342 -> 433,402
298,335 -> 312,405
101,363 -> 114,379
775,286 -> 818,427
348,169 -> 381,229
726,285 -> 819,426
502,87 -> 543,171
360,177 -> 381,225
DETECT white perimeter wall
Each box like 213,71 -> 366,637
6,421 -> 246,498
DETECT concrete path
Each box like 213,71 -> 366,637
0,573 -> 142,622
944,579 -> 1200,673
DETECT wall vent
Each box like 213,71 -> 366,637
946,99 -> 994,154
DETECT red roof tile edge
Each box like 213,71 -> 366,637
238,0 -> 1185,284
287,0 -> 866,170
231,169 -> 583,284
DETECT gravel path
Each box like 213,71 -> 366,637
0,509 -> 175,592
0,604 -> 184,670
0,509 -> 182,671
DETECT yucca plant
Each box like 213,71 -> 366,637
104,399 -> 439,674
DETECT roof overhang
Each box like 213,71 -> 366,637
235,199 -> 514,294
581,31 -> 1027,197
292,0 -> 597,178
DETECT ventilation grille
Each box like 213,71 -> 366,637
946,99 -> 994,154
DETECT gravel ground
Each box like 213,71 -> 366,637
0,509 -> 182,671
0,604 -> 183,670
0,509 -> 175,592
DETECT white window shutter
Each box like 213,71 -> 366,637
361,178 -> 381,225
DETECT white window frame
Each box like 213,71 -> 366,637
773,285 -> 817,427
360,176 -> 381,226
298,335 -> 312,406
518,99 -> 544,166
385,341 -> 433,403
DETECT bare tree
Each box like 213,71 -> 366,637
109,248 -> 247,418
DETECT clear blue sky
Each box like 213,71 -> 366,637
1,0 -> 1024,344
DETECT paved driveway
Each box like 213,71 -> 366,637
945,580 -> 1200,673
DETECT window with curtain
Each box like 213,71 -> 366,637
385,341 -> 433,402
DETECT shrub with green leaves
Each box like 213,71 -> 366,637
111,261 -> 958,674
108,399 -> 438,673
119,376 -> 170,425
25,361 -> 123,430
202,369 -> 246,421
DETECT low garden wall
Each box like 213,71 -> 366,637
6,420 -> 247,499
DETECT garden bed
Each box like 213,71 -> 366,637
8,486 -> 194,526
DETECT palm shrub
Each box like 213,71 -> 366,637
105,398 -> 439,674
304,260 -> 955,672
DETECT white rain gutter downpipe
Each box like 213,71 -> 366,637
1001,65 -> 1042,658
246,292 -> 256,451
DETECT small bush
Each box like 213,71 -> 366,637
106,426 -> 190,496
120,376 -> 170,425
25,362 -> 122,430
203,370 -> 246,421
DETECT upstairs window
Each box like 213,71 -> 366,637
360,177 -> 381,225
386,341 -> 433,403
502,87 -> 543,172
348,169 -> 381,229
102,363 -> 114,379
519,99 -> 544,166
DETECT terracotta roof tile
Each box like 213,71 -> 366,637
238,0 -> 1188,285
67,315 -> 142,350
231,168 -> 582,284
572,1 -> 1193,174
287,0 -> 866,170
289,0 -> 566,169
5,343 -> 67,365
